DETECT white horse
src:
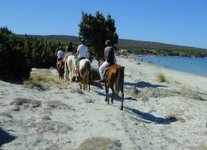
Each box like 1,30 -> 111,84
65,55 -> 76,81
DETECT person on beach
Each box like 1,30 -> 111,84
99,40 -> 117,82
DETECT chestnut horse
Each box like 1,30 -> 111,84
99,59 -> 125,110
56,60 -> 65,79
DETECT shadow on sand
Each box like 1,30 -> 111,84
0,127 -> 16,147
125,81 -> 167,89
124,107 -> 177,125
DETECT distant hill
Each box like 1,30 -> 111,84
19,34 -> 207,57
19,34 -> 80,44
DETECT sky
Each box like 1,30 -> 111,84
1,0 -> 207,49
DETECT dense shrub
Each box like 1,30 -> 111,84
0,27 -> 61,80
0,27 -> 30,80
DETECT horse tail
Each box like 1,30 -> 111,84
115,65 -> 124,95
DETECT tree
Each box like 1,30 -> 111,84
79,11 -> 118,60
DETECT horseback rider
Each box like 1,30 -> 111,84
75,38 -> 89,71
67,42 -> 74,56
57,46 -> 65,61
99,40 -> 117,82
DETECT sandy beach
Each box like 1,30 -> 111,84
0,56 -> 207,150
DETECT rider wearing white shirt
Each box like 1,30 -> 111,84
75,38 -> 89,70
77,44 -> 88,58
57,47 -> 65,61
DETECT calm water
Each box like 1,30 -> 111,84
135,55 -> 207,77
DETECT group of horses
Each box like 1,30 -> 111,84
56,55 -> 91,90
56,55 -> 125,110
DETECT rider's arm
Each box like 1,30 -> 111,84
104,47 -> 109,60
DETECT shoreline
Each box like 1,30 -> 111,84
130,54 -> 207,77
123,55 -> 207,92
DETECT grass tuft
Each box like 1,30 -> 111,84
157,73 -> 167,82
77,137 -> 122,150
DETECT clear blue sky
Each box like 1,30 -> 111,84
1,0 -> 207,48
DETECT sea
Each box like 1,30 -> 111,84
134,55 -> 207,77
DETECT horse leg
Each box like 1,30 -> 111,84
79,83 -> 82,89
83,79 -> 86,90
65,63 -> 69,80
111,85 -> 115,104
79,77 -> 82,89
120,84 -> 124,110
88,71 -> 91,91
83,74 -> 87,90
104,83 -> 109,104
87,72 -> 90,91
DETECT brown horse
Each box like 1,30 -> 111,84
56,60 -> 65,79
99,59 -> 125,110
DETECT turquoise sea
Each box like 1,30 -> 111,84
134,55 -> 207,77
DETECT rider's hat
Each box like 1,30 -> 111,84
105,40 -> 112,46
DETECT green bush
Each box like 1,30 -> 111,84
0,27 -> 61,80
0,27 -> 30,80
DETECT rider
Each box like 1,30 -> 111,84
67,42 -> 74,56
99,40 -> 117,82
75,38 -> 89,71
56,46 -> 65,61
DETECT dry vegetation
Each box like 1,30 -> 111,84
23,69 -> 68,90
77,137 -> 122,150
157,73 -> 167,82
